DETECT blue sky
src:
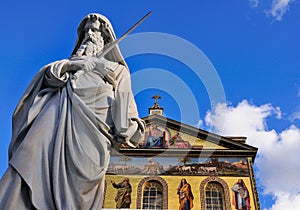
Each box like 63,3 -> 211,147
1,1 -> 300,209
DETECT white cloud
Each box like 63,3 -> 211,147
204,100 -> 300,209
205,100 -> 278,136
274,107 -> 282,119
290,111 -> 300,122
290,106 -> 300,122
268,193 -> 300,210
257,125 -> 300,195
250,0 -> 295,21
268,0 -> 294,21
195,119 -> 204,129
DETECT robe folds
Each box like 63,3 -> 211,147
0,56 -> 144,210
178,183 -> 194,210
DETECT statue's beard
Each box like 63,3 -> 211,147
76,35 -> 104,57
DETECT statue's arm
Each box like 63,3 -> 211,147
60,61 -> 78,75
112,182 -> 122,189
231,184 -> 239,192
60,57 -> 98,76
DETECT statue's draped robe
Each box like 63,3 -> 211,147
232,182 -> 251,210
178,183 -> 194,210
112,182 -> 132,208
0,57 -> 143,210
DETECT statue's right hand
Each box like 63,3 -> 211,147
67,59 -> 97,80
68,59 -> 96,72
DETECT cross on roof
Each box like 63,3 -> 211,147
152,94 -> 161,105
149,93 -> 163,115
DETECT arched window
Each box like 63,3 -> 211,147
136,177 -> 168,209
205,182 -> 225,210
142,181 -> 163,209
200,177 -> 231,209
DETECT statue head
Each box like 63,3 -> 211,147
72,13 -> 128,68
237,179 -> 245,186
178,178 -> 188,189
74,14 -> 104,56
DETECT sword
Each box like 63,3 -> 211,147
97,11 -> 152,58
72,12 -> 152,80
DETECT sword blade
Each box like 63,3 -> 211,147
97,11 -> 152,58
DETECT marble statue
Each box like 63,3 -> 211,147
0,13 -> 144,209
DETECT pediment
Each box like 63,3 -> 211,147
136,114 -> 257,151
110,114 -> 258,176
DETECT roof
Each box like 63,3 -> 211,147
116,114 -> 258,161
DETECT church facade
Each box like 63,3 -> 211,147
103,98 -> 260,209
